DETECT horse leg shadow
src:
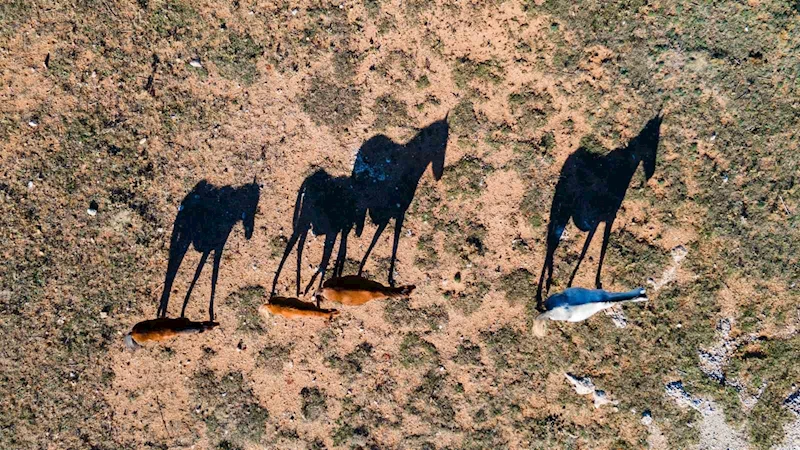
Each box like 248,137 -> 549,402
180,250 -> 210,318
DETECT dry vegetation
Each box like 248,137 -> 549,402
1,0 -> 799,449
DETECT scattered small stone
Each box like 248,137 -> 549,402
28,120 -> 38,128
665,381 -> 712,415
641,410 -> 653,426
189,59 -> 202,68
27,181 -> 34,190
565,373 -> 618,408
604,306 -> 628,328
87,200 -> 99,216
785,389 -> 800,416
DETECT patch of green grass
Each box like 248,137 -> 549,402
300,387 -> 327,420
453,340 -> 482,365
480,326 -> 523,370
332,423 -> 370,447
0,0 -> 29,37
406,369 -> 457,429
302,74 -> 361,128
449,100 -> 481,136
225,285 -> 266,334
441,156 -> 494,199
453,57 -> 504,90
462,428 -> 507,449
721,335 -> 800,448
373,94 -> 410,129
149,0 -> 201,39
383,298 -> 449,331
333,49 -> 362,79
416,75 -> 431,89
255,343 -> 293,371
212,33 -> 262,84
497,269 -> 536,306
447,281 -> 490,315
519,185 -> 548,229
270,235 -> 288,258
399,333 -> 439,367
364,0 -> 380,17
404,0 -> 434,21
191,370 -> 269,447
414,234 -> 439,269
508,85 -> 555,129
438,219 -> 488,263
326,342 -> 373,377
606,230 -> 669,287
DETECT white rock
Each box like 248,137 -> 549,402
565,373 -> 619,408
565,373 -> 595,395
87,208 -> 97,216
28,120 -> 38,128
641,410 -> 653,426
189,59 -> 202,68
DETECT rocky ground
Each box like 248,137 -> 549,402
1,0 -> 799,449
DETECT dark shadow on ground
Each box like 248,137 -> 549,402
536,114 -> 662,309
271,169 -> 361,296
351,117 -> 449,285
158,179 -> 260,321
271,116 -> 449,294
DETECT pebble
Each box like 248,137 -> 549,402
189,59 -> 202,68
87,208 -> 97,216
28,120 -> 38,128
27,181 -> 34,190
641,410 -> 653,425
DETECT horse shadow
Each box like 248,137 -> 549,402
536,114 -> 663,309
271,169 -> 361,297
157,179 -> 260,321
271,116 -> 450,294
351,116 -> 449,285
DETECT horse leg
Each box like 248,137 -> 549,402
305,233 -> 336,298
358,221 -> 388,276
595,219 -> 614,289
158,234 -> 190,318
209,245 -> 223,322
296,230 -> 307,297
180,250 -> 210,318
567,227 -> 597,287
334,226 -> 351,277
536,221 -> 564,310
387,212 -> 405,287
271,230 -> 300,296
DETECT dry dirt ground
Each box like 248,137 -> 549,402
1,0 -> 799,449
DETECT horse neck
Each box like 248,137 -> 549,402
606,148 -> 641,190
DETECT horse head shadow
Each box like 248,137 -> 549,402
157,179 -> 260,321
536,114 -> 662,309
271,169 -> 360,297
351,116 -> 449,285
